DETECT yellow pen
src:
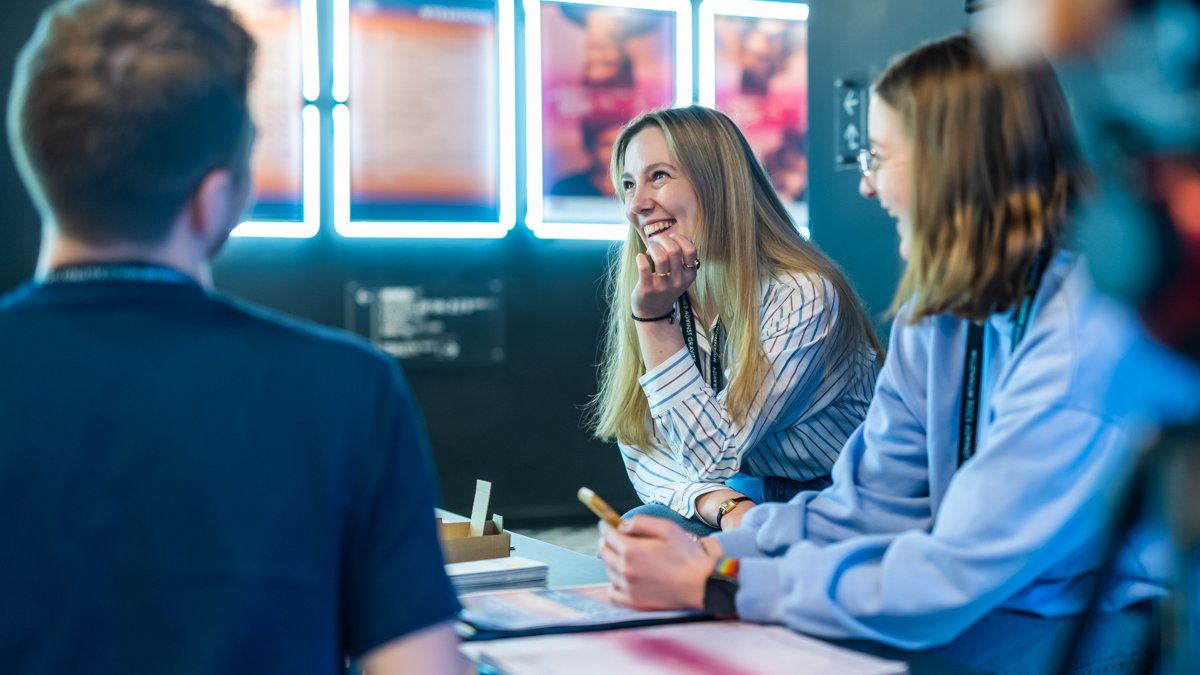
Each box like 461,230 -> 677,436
577,487 -> 623,528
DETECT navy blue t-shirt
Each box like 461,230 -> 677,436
0,277 -> 460,674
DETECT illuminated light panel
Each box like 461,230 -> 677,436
335,1 -> 514,239
698,0 -> 809,107
232,104 -> 320,239
301,0 -> 319,102
337,221 -> 512,238
525,0 -> 693,241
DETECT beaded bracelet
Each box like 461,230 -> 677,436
631,309 -> 675,324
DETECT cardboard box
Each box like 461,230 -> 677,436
439,518 -> 512,563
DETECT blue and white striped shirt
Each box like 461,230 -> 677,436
620,272 -> 878,518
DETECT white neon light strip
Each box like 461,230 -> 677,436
300,0 -> 319,102
496,0 -> 517,232
232,105 -> 320,238
332,0 -> 350,103
526,0 -> 693,240
523,0 -> 546,235
333,102 -> 351,234
699,0 -> 809,106
335,1 -> 512,239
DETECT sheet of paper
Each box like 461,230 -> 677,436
469,479 -> 491,537
461,622 -> 908,675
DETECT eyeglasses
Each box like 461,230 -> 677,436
856,148 -> 881,181
857,148 -> 908,191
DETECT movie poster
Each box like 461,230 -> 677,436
713,14 -> 808,217
225,0 -> 306,222
539,2 -> 678,226
348,0 -> 500,223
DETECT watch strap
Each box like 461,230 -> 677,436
703,557 -> 740,617
715,496 -> 752,529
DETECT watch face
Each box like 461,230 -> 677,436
703,577 -> 739,617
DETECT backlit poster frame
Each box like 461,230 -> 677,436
699,0 -> 810,238
226,0 -> 321,239
332,0 -> 516,239
525,0 -> 693,241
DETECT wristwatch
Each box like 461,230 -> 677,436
715,496 -> 751,529
703,557 -> 740,617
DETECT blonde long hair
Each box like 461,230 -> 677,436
876,34 -> 1088,322
589,106 -> 880,450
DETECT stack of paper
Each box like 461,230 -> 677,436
461,622 -> 909,675
445,556 -> 549,593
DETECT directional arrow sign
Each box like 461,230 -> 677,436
843,123 -> 861,151
843,90 -> 860,117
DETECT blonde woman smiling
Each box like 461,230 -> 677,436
590,106 -> 880,534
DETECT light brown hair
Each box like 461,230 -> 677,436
590,105 -> 880,450
7,0 -> 256,245
875,34 -> 1087,322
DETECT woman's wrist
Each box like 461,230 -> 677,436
632,307 -> 676,323
695,489 -> 744,528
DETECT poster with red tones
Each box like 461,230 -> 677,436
540,2 -> 677,224
714,14 -> 808,207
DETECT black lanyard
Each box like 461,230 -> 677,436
42,262 -> 195,287
678,293 -> 725,393
957,251 -> 1051,466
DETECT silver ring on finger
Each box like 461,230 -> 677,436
683,260 -> 701,270
654,271 -> 671,277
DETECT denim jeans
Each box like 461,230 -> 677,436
919,603 -> 1155,675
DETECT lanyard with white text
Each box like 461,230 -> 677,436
43,262 -> 194,286
678,293 -> 725,393
957,250 -> 1051,467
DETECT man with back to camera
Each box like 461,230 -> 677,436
0,0 -> 461,672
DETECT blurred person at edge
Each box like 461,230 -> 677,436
980,0 -> 1200,365
0,1 -> 460,673
599,33 -> 1200,675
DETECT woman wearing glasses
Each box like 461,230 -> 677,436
599,34 -> 1175,672
589,105 -> 880,535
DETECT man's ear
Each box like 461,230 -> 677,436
187,168 -> 238,243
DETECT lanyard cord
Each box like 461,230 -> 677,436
42,262 -> 194,287
678,293 -> 725,393
957,250 -> 1052,466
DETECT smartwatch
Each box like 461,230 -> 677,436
715,496 -> 752,529
703,557 -> 740,617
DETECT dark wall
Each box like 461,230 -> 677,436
0,2 -> 43,293
0,0 -> 968,526
807,0 -> 967,335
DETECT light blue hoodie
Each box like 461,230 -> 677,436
714,251 -> 1200,649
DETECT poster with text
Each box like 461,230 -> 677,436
714,14 -> 808,209
227,0 -> 305,221
541,2 -> 677,224
349,0 -> 500,223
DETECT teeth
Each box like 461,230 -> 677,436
644,220 -> 675,236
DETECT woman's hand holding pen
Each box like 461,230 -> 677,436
599,515 -> 722,611
632,233 -> 700,318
